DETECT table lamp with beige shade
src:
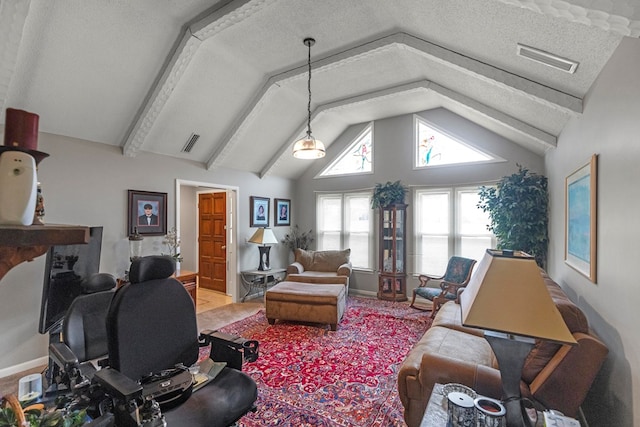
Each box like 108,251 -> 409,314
460,249 -> 576,427
248,227 -> 278,271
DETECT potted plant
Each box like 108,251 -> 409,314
371,180 -> 407,209
0,395 -> 88,427
162,227 -> 183,265
281,225 -> 314,254
477,165 -> 548,267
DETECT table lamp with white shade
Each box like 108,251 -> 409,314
460,249 -> 577,427
248,227 -> 278,271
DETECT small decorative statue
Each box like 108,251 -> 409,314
33,183 -> 45,224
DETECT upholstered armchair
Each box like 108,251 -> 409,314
410,256 -> 476,318
286,248 -> 352,288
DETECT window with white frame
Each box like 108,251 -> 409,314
316,192 -> 373,269
414,186 -> 495,275
414,116 -> 494,168
318,124 -> 373,177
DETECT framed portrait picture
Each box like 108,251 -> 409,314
565,154 -> 597,282
274,198 -> 291,226
250,196 -> 270,227
128,190 -> 167,236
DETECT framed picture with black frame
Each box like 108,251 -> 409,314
274,198 -> 291,226
128,190 -> 167,236
250,196 -> 270,227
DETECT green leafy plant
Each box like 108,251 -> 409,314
0,404 -> 87,427
371,180 -> 407,209
477,165 -> 548,267
281,225 -> 314,253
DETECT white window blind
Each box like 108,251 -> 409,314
317,192 -> 373,269
414,186 -> 494,275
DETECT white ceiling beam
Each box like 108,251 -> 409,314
115,0 -> 632,161
121,0 -> 274,157
495,0 -> 640,37
206,32 -> 574,172
259,80 -> 556,178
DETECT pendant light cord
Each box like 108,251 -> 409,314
306,39 -> 312,138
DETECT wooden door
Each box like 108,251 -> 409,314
198,192 -> 227,292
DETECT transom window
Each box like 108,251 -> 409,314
316,192 -> 373,269
414,186 -> 496,275
414,116 -> 494,168
319,124 -> 372,177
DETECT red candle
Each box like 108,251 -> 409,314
4,108 -> 39,150
479,400 -> 501,412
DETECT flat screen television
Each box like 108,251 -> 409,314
38,226 -> 103,334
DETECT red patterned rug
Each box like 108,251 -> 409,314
217,296 -> 432,426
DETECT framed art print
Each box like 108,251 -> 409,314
128,190 -> 167,236
274,198 -> 291,226
565,154 -> 597,282
250,196 -> 270,227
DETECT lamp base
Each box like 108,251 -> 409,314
257,245 -> 271,271
484,331 -> 535,427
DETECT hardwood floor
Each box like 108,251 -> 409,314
0,288 -> 263,399
196,287 -> 233,314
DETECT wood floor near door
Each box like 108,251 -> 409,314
196,288 -> 232,314
0,290 -> 264,399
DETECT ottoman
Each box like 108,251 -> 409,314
265,281 -> 346,331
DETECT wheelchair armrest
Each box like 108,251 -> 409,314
49,342 -> 80,373
199,330 -> 259,370
93,368 -> 143,402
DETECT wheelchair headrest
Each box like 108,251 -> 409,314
129,256 -> 176,284
81,273 -> 117,294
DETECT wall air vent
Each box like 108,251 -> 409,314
181,133 -> 200,153
516,44 -> 579,74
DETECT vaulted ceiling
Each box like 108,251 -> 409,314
0,0 -> 636,179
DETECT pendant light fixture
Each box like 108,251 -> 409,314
292,37 -> 326,159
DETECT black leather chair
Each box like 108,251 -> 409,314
99,255 -> 258,427
49,273 -> 116,385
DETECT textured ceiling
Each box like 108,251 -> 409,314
0,0 -> 635,179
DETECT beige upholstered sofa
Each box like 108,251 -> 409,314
285,248 -> 352,288
398,269 -> 608,427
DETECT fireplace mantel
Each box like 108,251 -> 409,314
0,224 -> 90,281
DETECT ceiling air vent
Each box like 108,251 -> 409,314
517,44 -> 578,74
181,133 -> 200,153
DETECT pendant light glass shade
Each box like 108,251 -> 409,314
293,38 -> 325,159
293,135 -> 325,159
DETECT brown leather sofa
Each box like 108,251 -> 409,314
398,270 -> 608,427
285,248 -> 352,288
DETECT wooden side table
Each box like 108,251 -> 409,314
175,270 -> 197,303
240,268 -> 286,302
117,269 -> 198,303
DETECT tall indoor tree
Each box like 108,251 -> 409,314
478,166 -> 549,268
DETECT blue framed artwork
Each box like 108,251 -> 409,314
565,154 -> 597,282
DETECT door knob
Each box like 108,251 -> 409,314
221,245 -> 226,250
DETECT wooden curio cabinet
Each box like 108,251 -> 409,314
378,203 -> 407,301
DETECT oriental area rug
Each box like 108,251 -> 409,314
217,296 -> 433,427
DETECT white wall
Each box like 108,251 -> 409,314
294,108 -> 544,294
0,132 -> 294,373
545,36 -> 640,427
